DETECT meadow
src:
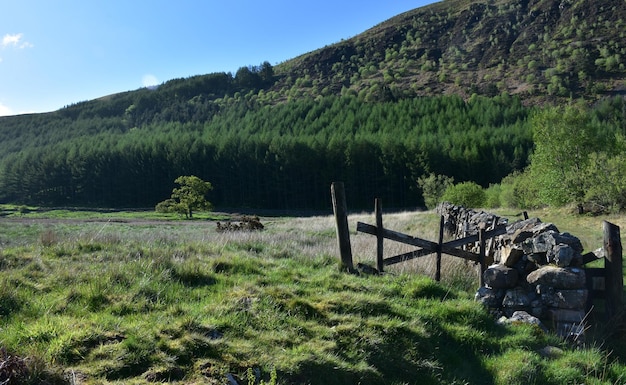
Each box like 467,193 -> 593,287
1,207 -> 625,384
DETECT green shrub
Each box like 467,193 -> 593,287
418,173 -> 454,209
484,183 -> 502,208
441,181 -> 486,208
499,170 -> 540,209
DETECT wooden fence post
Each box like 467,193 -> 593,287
375,198 -> 384,273
331,182 -> 354,271
435,215 -> 444,282
603,221 -> 623,319
479,224 -> 487,287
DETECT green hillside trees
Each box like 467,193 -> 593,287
0,94 -> 533,210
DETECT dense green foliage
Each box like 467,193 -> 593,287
155,175 -> 213,218
0,94 -> 532,209
442,181 -> 486,208
496,99 -> 626,213
417,173 -> 455,210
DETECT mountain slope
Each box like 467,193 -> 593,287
273,0 -> 626,104
1,0 -> 626,209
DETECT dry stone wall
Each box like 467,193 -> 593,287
437,202 -> 591,340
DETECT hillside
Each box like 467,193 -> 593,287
0,0 -> 625,210
275,0 -> 626,104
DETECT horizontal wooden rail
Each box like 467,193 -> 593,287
357,222 -> 438,250
442,226 -> 507,249
382,248 -> 436,266
357,221 -> 507,265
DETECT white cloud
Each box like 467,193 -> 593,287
2,33 -> 33,49
2,33 -> 23,47
0,102 -> 14,117
142,74 -> 159,88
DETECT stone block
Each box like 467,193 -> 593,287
552,232 -> 583,254
541,289 -> 588,309
532,230 -> 557,253
474,286 -> 504,308
549,243 -> 575,267
509,310 -> 548,331
502,287 -> 534,308
526,266 -> 586,289
501,244 -> 525,267
512,229 -> 534,244
483,265 -> 519,289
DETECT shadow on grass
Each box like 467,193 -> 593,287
283,322 -> 497,385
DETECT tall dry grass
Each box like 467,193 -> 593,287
242,210 -> 481,290
346,210 -> 481,290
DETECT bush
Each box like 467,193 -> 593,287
441,181 -> 486,208
499,170 -> 540,209
583,151 -> 626,213
155,198 -> 186,216
484,184 -> 502,208
418,173 -> 454,209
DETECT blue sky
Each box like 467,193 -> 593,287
0,1 -> 437,117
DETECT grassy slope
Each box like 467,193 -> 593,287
0,209 -> 625,384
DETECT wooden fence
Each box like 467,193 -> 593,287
331,182 -> 624,321
331,182 -> 506,283
582,221 -> 624,319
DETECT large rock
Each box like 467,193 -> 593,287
483,265 -> 519,289
505,217 -> 543,237
511,228 -> 535,244
532,222 -> 561,236
499,310 -> 548,332
526,266 -> 586,289
551,232 -> 584,254
548,244 -> 577,267
501,245 -> 525,267
521,230 -> 583,258
540,288 -> 588,310
529,230 -> 557,254
502,287 -> 535,309
474,286 -> 504,307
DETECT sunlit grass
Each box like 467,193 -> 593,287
1,208 -> 625,384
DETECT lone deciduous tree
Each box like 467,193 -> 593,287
156,176 -> 213,218
529,105 -> 605,212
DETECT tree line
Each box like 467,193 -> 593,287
423,97 -> 626,214
0,94 -> 533,210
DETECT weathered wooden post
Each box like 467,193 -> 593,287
603,221 -> 623,319
479,223 -> 487,287
331,182 -> 354,271
435,215 -> 444,282
375,198 -> 384,273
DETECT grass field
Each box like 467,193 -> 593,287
0,206 -> 625,384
